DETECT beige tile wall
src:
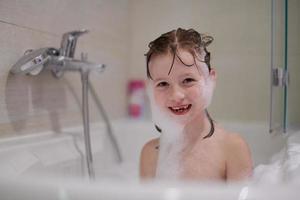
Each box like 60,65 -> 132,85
0,0 -> 130,138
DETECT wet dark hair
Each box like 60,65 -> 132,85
145,28 -> 213,79
145,28 -> 215,139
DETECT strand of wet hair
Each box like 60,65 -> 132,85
175,53 -> 194,67
203,109 -> 214,139
167,49 -> 176,75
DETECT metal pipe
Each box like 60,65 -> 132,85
81,70 -> 95,179
88,81 -> 123,163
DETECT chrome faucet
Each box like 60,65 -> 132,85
60,29 -> 89,58
10,29 -> 105,77
10,30 -> 122,180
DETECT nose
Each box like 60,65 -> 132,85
168,85 -> 185,103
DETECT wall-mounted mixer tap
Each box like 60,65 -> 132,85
10,29 -> 104,77
9,29 -> 115,180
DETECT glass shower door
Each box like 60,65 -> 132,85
270,0 -> 300,133
287,0 -> 300,131
269,0 -> 287,134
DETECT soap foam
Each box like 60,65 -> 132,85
197,62 -> 214,108
147,85 -> 184,179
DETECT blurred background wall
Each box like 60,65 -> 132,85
0,0 -> 299,138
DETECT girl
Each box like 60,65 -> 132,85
140,28 -> 252,181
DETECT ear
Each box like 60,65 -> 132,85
209,68 -> 217,81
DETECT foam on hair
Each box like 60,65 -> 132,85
197,63 -> 215,108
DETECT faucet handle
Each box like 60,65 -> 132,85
60,29 -> 89,58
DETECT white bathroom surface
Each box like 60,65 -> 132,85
0,119 -> 299,199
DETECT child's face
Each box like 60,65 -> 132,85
148,49 -> 215,125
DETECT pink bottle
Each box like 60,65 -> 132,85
128,80 -> 145,118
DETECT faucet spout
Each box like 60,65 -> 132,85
48,56 -> 105,78
63,58 -> 105,73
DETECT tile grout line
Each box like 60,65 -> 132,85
0,19 -> 59,37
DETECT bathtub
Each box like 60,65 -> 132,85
0,119 -> 299,199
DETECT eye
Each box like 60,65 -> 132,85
182,78 -> 196,84
156,81 -> 169,88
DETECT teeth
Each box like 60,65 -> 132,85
170,105 -> 190,112
172,105 -> 189,110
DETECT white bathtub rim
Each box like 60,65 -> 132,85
0,118 -> 295,148
1,175 -> 300,199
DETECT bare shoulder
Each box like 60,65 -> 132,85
141,138 -> 160,153
225,132 -> 249,149
139,137 -> 159,179
222,131 -> 253,181
214,128 -> 249,150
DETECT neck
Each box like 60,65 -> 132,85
183,111 -> 211,146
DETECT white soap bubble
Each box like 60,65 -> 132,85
147,84 -> 184,179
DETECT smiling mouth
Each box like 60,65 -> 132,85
168,104 -> 192,115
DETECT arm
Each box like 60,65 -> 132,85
225,133 -> 253,181
139,138 -> 159,180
